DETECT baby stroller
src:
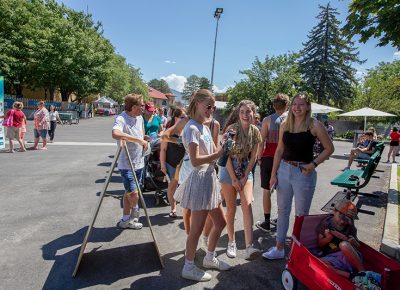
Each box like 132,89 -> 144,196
142,138 -> 169,206
281,214 -> 400,290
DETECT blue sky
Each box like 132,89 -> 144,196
60,0 -> 399,92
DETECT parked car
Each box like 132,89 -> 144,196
96,108 -> 116,116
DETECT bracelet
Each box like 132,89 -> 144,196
312,160 -> 318,168
177,136 -> 181,145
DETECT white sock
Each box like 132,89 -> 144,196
205,250 -> 215,261
184,259 -> 194,271
122,215 -> 130,221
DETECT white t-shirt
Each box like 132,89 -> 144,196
112,112 -> 145,170
179,119 -> 213,183
49,111 -> 59,121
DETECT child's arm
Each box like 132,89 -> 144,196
318,229 -> 334,247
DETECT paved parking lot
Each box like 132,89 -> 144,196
0,117 -> 392,289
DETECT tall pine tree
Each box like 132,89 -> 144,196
299,3 -> 364,107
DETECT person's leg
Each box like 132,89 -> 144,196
15,129 -> 25,151
202,215 -> 213,242
221,183 -> 237,243
239,181 -> 255,247
167,178 -> 178,214
392,146 -> 398,162
8,137 -> 14,152
387,146 -> 393,162
40,130 -> 47,149
292,167 -> 317,217
206,205 -> 226,252
183,208 -> 191,235
32,129 -> 39,149
339,242 -> 364,272
119,169 -> 142,229
185,210 -> 208,261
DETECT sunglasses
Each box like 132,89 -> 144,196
204,104 -> 216,111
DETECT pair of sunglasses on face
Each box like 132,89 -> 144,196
204,104 -> 216,111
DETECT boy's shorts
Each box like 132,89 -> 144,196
322,250 -> 362,272
120,168 -> 143,193
260,157 -> 273,190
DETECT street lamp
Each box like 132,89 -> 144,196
210,8 -> 223,90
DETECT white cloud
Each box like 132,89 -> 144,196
164,60 -> 176,64
212,84 -> 231,94
394,51 -> 400,60
161,74 -> 187,92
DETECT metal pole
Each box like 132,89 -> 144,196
210,16 -> 220,89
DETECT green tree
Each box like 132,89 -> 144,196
227,53 -> 303,116
353,60 -> 400,116
199,77 -> 211,90
182,74 -> 201,100
344,0 -> 400,49
147,79 -> 171,93
299,3 -> 363,107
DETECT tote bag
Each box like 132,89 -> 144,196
2,109 -> 14,127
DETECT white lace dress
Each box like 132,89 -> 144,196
174,119 -> 221,211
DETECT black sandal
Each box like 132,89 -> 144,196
169,211 -> 177,218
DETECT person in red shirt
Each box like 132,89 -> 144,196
4,101 -> 26,153
387,127 -> 400,163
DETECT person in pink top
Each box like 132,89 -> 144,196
30,101 -> 50,150
387,127 -> 400,163
4,101 -> 26,153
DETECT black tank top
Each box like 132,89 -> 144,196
282,130 -> 316,163
166,134 -> 186,167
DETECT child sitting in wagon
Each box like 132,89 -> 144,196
317,200 -> 365,278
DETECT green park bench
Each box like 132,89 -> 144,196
59,111 -> 79,125
354,142 -> 384,164
322,151 -> 380,215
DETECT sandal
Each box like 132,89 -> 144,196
169,211 -> 177,218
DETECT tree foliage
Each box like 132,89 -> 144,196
0,0 -> 147,102
344,0 -> 400,49
226,53 -> 303,116
182,75 -> 212,100
147,79 -> 171,93
353,60 -> 400,117
299,3 -> 363,107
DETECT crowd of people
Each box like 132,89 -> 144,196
111,90 -> 347,282
1,100 -> 64,152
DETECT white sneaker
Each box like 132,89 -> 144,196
201,236 -> 208,252
181,265 -> 212,282
262,247 -> 284,260
117,219 -> 143,230
203,256 -> 231,271
226,241 -> 237,258
245,245 -> 261,260
130,208 -> 140,223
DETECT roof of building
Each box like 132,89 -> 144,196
148,87 -> 168,100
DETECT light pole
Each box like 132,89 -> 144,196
210,8 -> 223,90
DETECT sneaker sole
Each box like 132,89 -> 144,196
262,254 -> 284,260
255,224 -> 271,233
182,272 -> 211,282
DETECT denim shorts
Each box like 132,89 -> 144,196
356,152 -> 370,159
120,168 -> 143,193
219,158 -> 253,184
34,129 -> 47,139
322,250 -> 362,272
165,162 -> 176,180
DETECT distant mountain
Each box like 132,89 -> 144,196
171,89 -> 187,105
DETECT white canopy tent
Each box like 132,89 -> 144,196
338,107 -> 396,131
311,103 -> 342,114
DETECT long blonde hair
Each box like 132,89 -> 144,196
283,93 -> 313,133
186,89 -> 215,119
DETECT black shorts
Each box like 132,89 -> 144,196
390,141 -> 399,146
260,157 -> 274,190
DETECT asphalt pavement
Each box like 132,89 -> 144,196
0,117 -> 392,290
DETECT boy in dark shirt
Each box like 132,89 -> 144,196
317,200 -> 365,278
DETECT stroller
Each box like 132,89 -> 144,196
142,138 -> 169,206
282,214 -> 400,290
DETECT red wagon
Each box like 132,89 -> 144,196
281,214 -> 400,290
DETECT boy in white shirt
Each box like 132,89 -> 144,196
112,94 -> 149,229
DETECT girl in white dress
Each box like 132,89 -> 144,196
174,89 -> 230,282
